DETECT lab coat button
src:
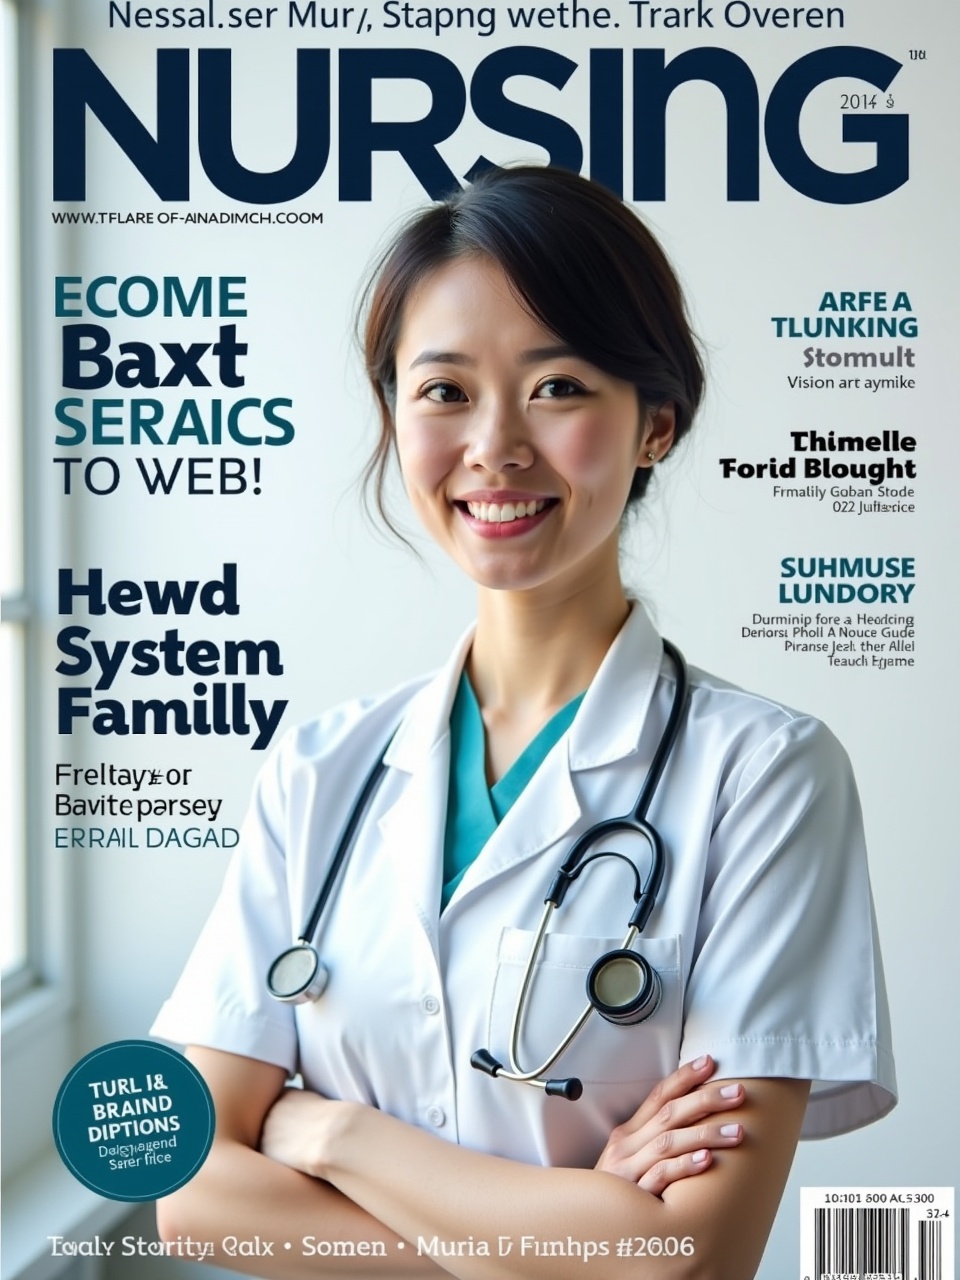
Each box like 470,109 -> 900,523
425,1105 -> 446,1127
421,995 -> 440,1015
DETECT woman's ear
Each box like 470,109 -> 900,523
637,402 -> 677,467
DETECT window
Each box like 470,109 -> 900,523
0,0 -> 27,988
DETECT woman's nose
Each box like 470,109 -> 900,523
462,401 -> 535,472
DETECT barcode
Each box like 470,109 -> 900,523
814,1207 -> 908,1276
800,1187 -> 954,1280
918,1221 -> 942,1280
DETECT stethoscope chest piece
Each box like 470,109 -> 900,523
586,948 -> 661,1026
267,943 -> 330,1004
268,639 -> 688,1099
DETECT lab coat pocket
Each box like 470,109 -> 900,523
488,928 -> 683,1086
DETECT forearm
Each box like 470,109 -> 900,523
302,1079 -> 808,1280
321,1106 -> 708,1280
159,1048 -> 442,1280
157,1136 -> 442,1279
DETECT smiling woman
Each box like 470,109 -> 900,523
152,166 -> 896,1280
392,257 -> 666,592
363,167 -> 702,524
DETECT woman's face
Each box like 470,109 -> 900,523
392,256 -> 674,597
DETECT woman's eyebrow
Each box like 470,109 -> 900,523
518,344 -> 578,364
409,344 -> 579,371
408,350 -> 474,370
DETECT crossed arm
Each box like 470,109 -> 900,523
157,1048 -> 809,1280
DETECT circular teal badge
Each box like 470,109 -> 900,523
52,1040 -> 215,1202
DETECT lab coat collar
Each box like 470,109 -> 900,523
383,602 -> 666,777
453,602 -> 668,906
374,628 -> 472,953
376,603 -> 667,924
567,601 -> 666,770
383,625 -> 475,775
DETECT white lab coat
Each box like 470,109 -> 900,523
152,604 -> 896,1165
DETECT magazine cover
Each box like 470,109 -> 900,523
2,1 -> 957,1277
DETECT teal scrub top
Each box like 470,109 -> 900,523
442,673 -> 586,909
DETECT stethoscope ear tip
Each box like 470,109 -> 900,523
470,1049 -> 583,1102
470,1048 -> 503,1078
544,1077 -> 583,1101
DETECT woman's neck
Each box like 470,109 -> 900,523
467,563 -> 631,725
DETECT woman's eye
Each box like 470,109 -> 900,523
422,381 -> 467,403
535,378 -> 584,399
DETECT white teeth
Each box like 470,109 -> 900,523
465,499 -> 547,524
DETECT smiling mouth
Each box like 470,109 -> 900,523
459,498 -> 553,525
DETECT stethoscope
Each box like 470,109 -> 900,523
267,640 -> 689,1103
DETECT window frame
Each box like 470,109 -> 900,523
1,0 -> 82,1191
1,0 -> 33,1002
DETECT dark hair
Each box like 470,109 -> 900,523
361,165 -> 704,527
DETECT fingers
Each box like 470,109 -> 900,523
595,1073 -> 747,1187
633,1120 -> 745,1193
650,1080 -> 745,1134
621,1070 -> 745,1142
637,1148 -> 714,1197
598,1107 -> 745,1184
626,1054 -> 718,1129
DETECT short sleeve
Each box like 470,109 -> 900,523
678,715 -> 897,1139
150,733 -> 298,1073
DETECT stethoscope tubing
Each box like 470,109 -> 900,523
633,638 -> 689,824
505,906 -> 641,1083
270,640 -> 690,1097
296,732 -> 395,947
493,643 -> 688,1087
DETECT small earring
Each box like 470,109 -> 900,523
646,451 -> 657,462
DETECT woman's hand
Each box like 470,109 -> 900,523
260,1086 -> 355,1180
594,1055 -> 745,1194
263,1057 -> 745,1197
